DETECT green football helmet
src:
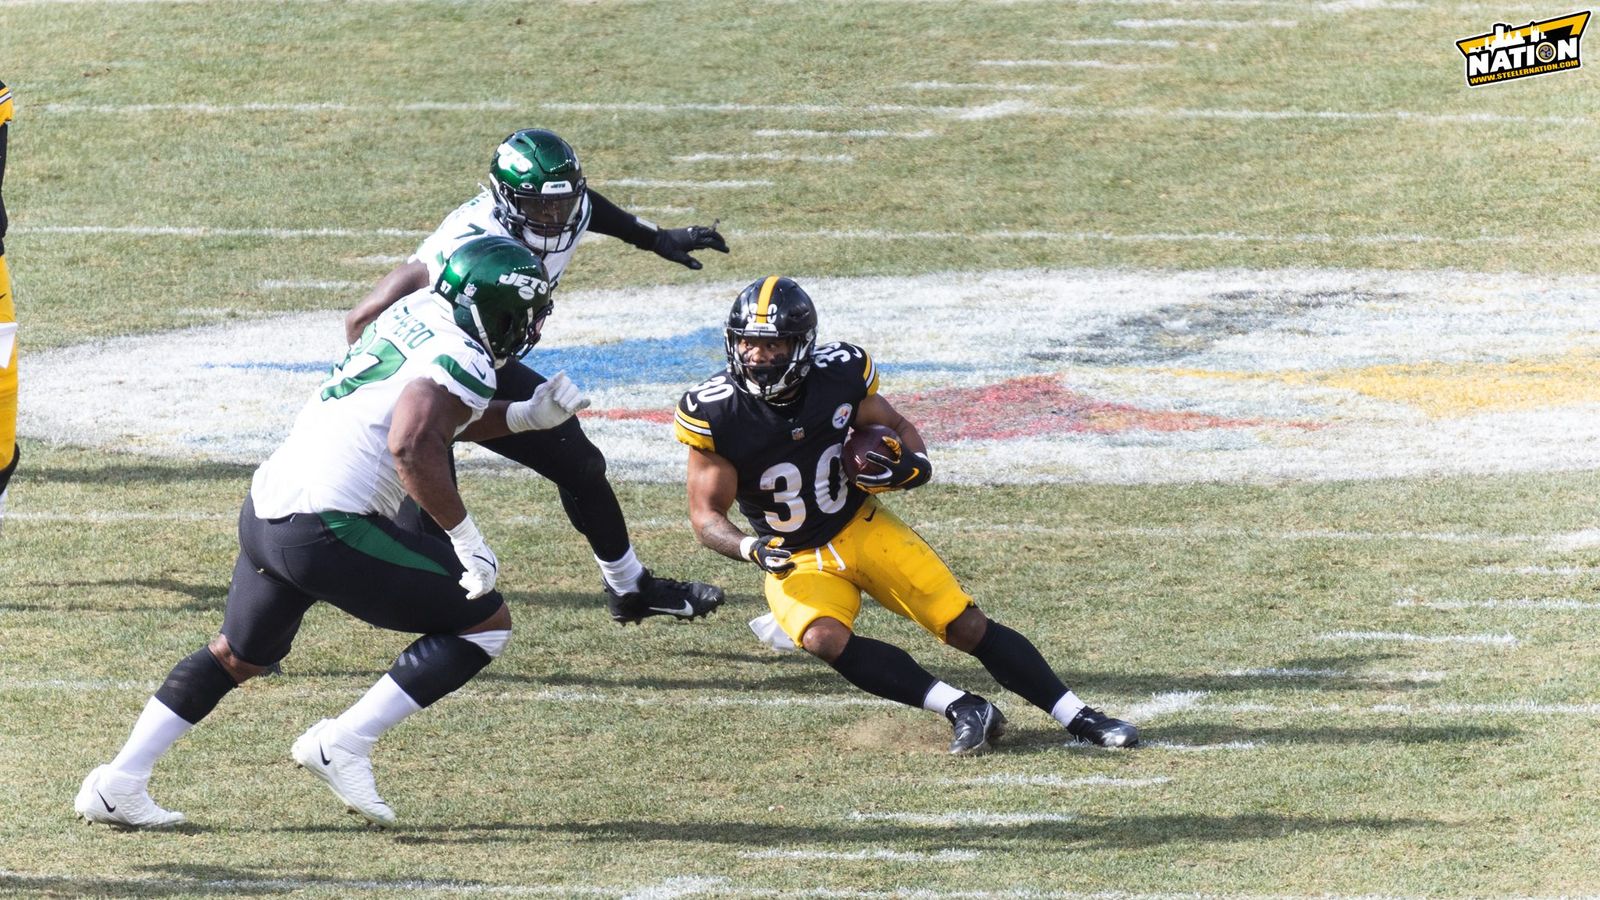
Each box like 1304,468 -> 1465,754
489,128 -> 587,254
434,236 -> 554,368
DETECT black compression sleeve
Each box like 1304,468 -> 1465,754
586,188 -> 658,250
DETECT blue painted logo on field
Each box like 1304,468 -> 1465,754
211,326 -> 971,388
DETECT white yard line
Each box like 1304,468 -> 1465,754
1480,565 -> 1600,576
975,59 -> 1169,69
1395,598 -> 1600,611
848,810 -> 1076,826
672,152 -> 855,163
1221,667 -> 1446,682
1121,691 -> 1207,721
1141,740 -> 1263,752
604,178 -> 773,189
738,849 -> 980,862
1317,631 -> 1519,646
752,127 -> 939,138
17,224 -> 429,239
900,82 -> 1076,92
940,774 -> 1171,788
1205,701 -> 1600,717
1115,17 -> 1297,28
259,279 -> 365,291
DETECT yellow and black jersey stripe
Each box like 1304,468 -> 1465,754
674,404 -> 715,452
0,81 -> 12,127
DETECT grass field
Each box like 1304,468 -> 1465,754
4,0 -> 1600,897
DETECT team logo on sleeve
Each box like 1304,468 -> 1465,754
832,404 -> 853,429
1457,11 -> 1588,85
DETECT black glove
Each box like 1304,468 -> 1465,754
740,535 -> 795,575
652,223 -> 729,270
854,437 -> 933,494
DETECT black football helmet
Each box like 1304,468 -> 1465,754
725,275 -> 818,402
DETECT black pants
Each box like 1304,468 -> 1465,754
220,496 -> 504,666
395,360 -> 630,561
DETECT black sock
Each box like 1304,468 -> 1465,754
154,647 -> 238,725
969,620 -> 1070,713
388,634 -> 492,708
827,635 -> 939,709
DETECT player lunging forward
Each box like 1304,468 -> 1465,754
346,128 -> 726,625
678,276 -> 1139,754
76,237 -> 588,828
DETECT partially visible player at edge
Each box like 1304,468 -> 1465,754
76,237 -> 589,828
345,128 -> 727,625
0,79 -> 20,535
677,276 -> 1139,754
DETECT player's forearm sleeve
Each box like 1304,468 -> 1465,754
586,188 -> 658,250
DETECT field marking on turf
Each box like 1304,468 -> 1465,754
1395,598 -> 1600,611
350,254 -> 407,265
1545,528 -> 1600,551
259,279 -> 365,291
738,848 -> 980,863
1318,631 -> 1519,646
673,152 -> 855,163
940,774 -> 1171,788
5,509 -> 1557,548
849,810 -> 1076,826
604,178 -> 774,189
1480,565 -> 1600,576
1142,740 -> 1263,752
753,127 -> 939,138
1115,17 -> 1297,27
976,59 -> 1169,69
1206,701 -> 1600,717
1221,667 -> 1447,682
1122,690 -> 1208,721
38,99 -> 1582,128
24,224 -> 1600,248
1046,37 -> 1195,48
901,81 -> 1078,92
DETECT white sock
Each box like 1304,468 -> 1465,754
922,681 -> 966,715
108,697 -> 193,779
333,674 -> 423,754
597,547 -> 645,594
1050,691 -> 1087,728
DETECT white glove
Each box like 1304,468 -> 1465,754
506,371 -> 591,432
445,514 -> 498,599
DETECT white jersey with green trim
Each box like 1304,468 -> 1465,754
250,291 -> 497,520
411,189 -> 591,289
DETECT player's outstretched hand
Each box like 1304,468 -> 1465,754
740,535 -> 795,576
510,372 -> 591,431
446,515 -> 499,599
652,222 -> 729,270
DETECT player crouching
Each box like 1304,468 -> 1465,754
678,276 -> 1138,754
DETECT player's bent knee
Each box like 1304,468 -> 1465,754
801,618 -> 851,661
207,634 -> 269,682
943,606 -> 990,652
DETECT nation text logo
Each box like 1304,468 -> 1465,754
1457,11 -> 1588,86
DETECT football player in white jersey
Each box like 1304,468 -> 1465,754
75,237 -> 590,829
345,128 -> 727,625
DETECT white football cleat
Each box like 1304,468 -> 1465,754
74,765 -> 186,829
290,719 -> 396,827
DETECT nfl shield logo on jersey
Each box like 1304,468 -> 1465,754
832,404 -> 852,429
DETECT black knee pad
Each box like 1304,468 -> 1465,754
154,647 -> 238,725
388,634 -> 492,708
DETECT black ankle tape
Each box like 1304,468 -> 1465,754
154,647 -> 238,724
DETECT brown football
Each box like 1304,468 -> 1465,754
843,423 -> 901,480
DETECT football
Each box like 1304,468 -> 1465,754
842,423 -> 901,480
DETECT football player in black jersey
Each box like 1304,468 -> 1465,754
677,276 -> 1138,754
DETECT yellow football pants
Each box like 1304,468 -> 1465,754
764,496 -> 974,646
0,253 -> 14,471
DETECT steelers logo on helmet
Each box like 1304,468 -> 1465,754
436,236 -> 554,368
489,129 -> 588,254
725,275 -> 819,403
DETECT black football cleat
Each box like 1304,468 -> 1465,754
606,570 -> 725,625
1066,706 -> 1139,748
945,693 -> 1007,756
